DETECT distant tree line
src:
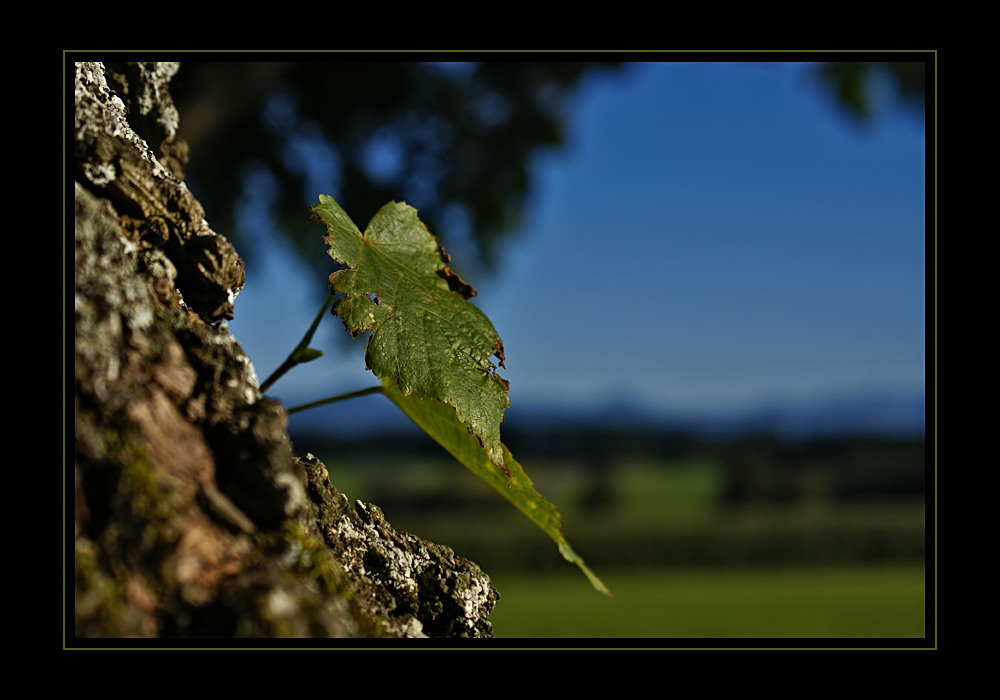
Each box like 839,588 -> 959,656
294,425 -> 925,510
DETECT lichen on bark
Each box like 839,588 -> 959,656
300,454 -> 498,638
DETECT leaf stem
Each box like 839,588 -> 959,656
259,291 -> 334,394
286,385 -> 384,414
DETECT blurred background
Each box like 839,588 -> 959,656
172,59 -> 928,639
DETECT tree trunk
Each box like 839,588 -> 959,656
73,61 -> 498,639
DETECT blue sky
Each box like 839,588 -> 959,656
227,62 -> 926,424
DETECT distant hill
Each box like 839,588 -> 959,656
285,387 -> 926,442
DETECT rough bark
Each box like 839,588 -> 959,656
73,61 -> 498,639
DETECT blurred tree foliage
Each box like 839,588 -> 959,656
813,61 -> 926,121
171,61 -> 623,279
170,60 -> 926,282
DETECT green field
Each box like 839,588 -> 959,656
487,564 -> 926,640
321,449 -> 927,642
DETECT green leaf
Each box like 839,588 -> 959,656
313,194 -> 510,468
382,377 -> 612,598
294,347 -> 324,363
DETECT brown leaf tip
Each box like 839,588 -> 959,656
439,266 -> 477,299
499,463 -> 513,487
494,340 -> 506,369
435,240 -> 452,264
